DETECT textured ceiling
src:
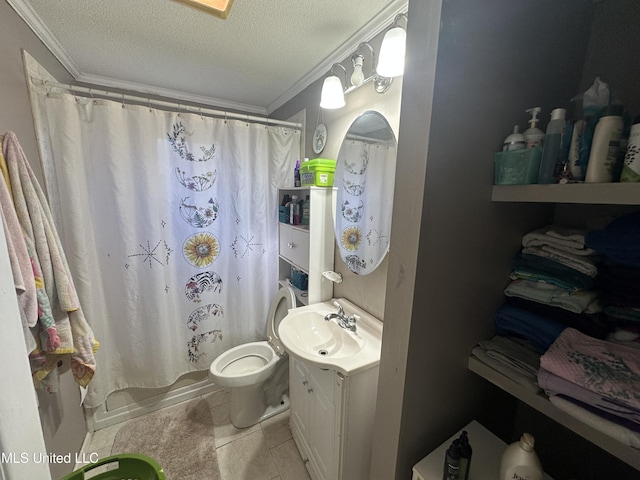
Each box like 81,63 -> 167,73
9,0 -> 407,114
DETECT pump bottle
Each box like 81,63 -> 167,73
538,108 -> 566,184
523,107 -> 545,148
503,125 -> 525,151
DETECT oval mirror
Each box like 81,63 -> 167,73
334,111 -> 397,275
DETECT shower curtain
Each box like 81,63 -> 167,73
32,91 -> 299,408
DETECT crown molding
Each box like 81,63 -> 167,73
8,0 -> 82,78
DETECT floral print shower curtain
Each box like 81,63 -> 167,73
34,93 -> 299,408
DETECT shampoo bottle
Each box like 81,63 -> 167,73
523,108 -> 545,148
457,431 -> 472,480
499,433 -> 543,480
585,105 -> 624,183
621,115 -> 640,182
294,160 -> 301,187
538,108 -> 566,184
289,195 -> 298,225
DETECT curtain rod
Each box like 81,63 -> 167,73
30,77 -> 301,129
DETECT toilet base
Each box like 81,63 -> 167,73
229,384 -> 290,428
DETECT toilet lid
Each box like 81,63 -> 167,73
267,286 -> 296,356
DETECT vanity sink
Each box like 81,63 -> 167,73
278,298 -> 383,374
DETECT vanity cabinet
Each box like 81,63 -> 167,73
289,356 -> 379,480
278,187 -> 335,305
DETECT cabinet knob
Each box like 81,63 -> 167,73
288,242 -> 295,249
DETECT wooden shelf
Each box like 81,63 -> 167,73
492,183 -> 640,205
468,355 -> 640,470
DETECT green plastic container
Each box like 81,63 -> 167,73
61,454 -> 166,480
300,158 -> 336,187
493,146 -> 542,185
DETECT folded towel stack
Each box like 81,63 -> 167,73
539,328 -> 640,448
586,212 -> 640,349
502,224 -> 606,342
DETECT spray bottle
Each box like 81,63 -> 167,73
524,107 -> 545,148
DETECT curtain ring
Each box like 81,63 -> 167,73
198,107 -> 204,120
121,94 -> 125,109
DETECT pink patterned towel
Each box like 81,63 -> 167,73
540,328 -> 640,411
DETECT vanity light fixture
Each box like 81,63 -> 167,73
377,13 -> 408,78
320,63 -> 348,110
174,0 -> 234,19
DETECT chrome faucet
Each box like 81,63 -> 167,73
324,301 -> 358,332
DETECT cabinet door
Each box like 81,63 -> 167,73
279,223 -> 309,271
290,358 -> 311,442
309,383 -> 337,480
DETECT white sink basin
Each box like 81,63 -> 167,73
278,298 -> 383,375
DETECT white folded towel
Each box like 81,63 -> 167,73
522,225 -> 596,257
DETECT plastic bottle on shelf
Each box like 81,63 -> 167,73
301,194 -> 310,225
523,107 -> 545,148
620,115 -> 640,182
294,160 -> 301,187
537,108 -> 566,184
503,125 -> 526,151
499,433 -> 543,480
289,195 -> 298,225
585,105 -> 624,183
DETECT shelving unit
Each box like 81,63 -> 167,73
471,184 -> 640,472
277,186 -> 335,305
468,356 -> 640,471
492,183 -> 640,205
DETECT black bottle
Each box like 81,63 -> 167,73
442,440 -> 461,480
458,431 -> 472,480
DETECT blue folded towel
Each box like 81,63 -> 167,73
585,211 -> 640,267
495,303 -> 566,354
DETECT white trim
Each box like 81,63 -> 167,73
7,0 -> 82,78
88,379 -> 222,431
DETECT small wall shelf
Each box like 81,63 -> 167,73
492,183 -> 640,205
468,355 -> 640,471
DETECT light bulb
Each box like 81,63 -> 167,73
350,55 -> 365,87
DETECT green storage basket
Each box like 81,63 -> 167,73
61,454 -> 166,480
300,158 -> 336,187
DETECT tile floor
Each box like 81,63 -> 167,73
84,389 -> 311,480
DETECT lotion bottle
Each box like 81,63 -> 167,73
499,433 -> 543,480
538,108 -> 566,184
523,108 -> 545,148
585,105 -> 624,183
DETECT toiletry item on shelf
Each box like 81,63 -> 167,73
523,108 -> 545,148
503,125 -> 526,151
289,195 -> 299,225
585,104 -> 624,183
442,439 -> 461,480
457,431 -> 472,480
499,433 -> 543,480
621,115 -> 640,182
295,160 -> 301,187
538,108 -> 566,184
301,194 -> 310,225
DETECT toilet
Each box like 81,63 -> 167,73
209,286 -> 295,428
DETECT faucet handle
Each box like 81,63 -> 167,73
332,300 -> 344,316
348,314 -> 360,324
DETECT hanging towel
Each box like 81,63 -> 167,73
540,327 -> 640,411
522,225 -> 596,256
494,303 -> 566,354
3,132 -> 98,389
585,211 -> 640,267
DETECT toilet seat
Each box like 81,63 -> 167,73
267,286 -> 296,357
